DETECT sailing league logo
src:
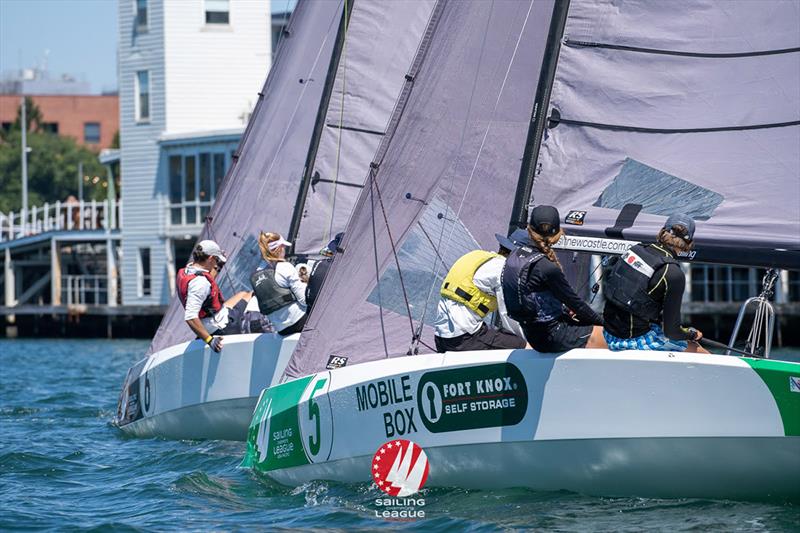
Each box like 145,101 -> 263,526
372,439 -> 429,496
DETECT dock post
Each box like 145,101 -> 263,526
51,240 -> 62,305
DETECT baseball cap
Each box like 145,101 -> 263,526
529,205 -> 561,237
197,240 -> 227,262
495,228 -> 533,250
663,213 -> 696,241
267,235 -> 292,252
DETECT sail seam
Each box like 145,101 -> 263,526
551,115 -> 800,134
564,39 -> 800,58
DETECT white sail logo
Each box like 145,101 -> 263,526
372,439 -> 430,497
255,398 -> 273,463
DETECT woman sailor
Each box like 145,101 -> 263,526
250,232 -> 308,336
501,205 -> 607,352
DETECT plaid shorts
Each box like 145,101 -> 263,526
603,324 -> 689,352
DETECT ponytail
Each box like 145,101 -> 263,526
258,231 -> 285,262
527,226 -> 564,270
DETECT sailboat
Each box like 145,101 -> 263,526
114,0 -> 436,440
242,0 -> 800,499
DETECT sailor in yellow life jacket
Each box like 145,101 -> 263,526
433,232 -> 528,353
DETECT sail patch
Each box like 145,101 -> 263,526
594,158 -> 724,221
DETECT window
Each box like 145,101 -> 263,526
135,71 -> 150,121
205,0 -> 229,24
138,247 -> 151,297
135,0 -> 148,30
168,150 -> 229,226
1,122 -> 12,133
41,122 -> 59,134
84,122 -> 101,143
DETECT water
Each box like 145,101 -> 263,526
1,339 -> 798,531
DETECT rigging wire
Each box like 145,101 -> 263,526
409,0 -> 536,352
325,0 -> 349,244
369,173 -> 390,358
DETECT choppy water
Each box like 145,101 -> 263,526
1,339 -> 798,531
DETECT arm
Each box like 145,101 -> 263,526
539,261 -> 604,325
184,277 -> 219,349
660,265 -> 695,340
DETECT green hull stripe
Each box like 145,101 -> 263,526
744,358 -> 800,436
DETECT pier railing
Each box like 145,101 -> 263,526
0,199 -> 121,242
62,275 -> 111,306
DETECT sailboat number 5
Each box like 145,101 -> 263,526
299,372 -> 334,462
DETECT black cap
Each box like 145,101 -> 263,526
529,205 -> 561,237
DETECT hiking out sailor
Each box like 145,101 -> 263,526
305,232 -> 343,311
602,213 -> 709,353
433,234 -> 528,353
177,240 -> 252,352
501,205 -> 607,352
250,232 -> 308,336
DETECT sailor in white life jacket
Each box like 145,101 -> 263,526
249,232 -> 308,336
432,233 -> 528,353
177,240 -> 252,352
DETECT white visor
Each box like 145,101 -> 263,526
268,237 -> 292,252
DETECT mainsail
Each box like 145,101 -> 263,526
529,0 -> 800,268
147,0 -> 435,354
147,0 -> 343,354
286,0 -> 556,377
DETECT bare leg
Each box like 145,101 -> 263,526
685,341 -> 709,354
585,326 -> 608,349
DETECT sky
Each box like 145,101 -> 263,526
0,0 -> 296,95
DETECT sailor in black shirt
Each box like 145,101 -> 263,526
602,213 -> 708,353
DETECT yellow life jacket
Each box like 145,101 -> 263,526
440,250 -> 500,317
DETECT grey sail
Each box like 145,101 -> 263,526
147,0 -> 344,354
529,0 -> 800,268
286,0 -> 556,378
291,0 -> 436,256
147,0 -> 436,354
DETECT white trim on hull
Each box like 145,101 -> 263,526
244,348 -> 800,500
117,333 -> 297,441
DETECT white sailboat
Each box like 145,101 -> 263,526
115,0 -> 436,440
243,0 -> 800,499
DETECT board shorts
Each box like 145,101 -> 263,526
434,322 -> 527,353
603,324 -> 689,352
521,319 -> 593,353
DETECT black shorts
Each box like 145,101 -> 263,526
215,299 -> 248,335
521,319 -> 593,353
434,322 -> 527,353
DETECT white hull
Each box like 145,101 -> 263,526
117,333 -> 296,441
244,348 -> 800,500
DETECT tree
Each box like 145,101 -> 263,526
0,130 -> 107,214
12,96 -> 44,134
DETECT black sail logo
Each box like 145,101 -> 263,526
417,363 -> 527,433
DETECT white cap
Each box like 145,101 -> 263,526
197,240 -> 227,262
267,236 -> 292,252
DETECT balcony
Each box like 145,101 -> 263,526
0,199 -> 121,243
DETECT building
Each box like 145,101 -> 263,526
118,0 -> 271,307
0,94 -> 119,149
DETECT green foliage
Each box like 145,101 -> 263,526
0,129 -> 108,213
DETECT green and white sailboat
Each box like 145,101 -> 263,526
242,0 -> 800,500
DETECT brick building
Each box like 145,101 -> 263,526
0,94 -> 119,150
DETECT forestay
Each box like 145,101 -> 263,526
530,0 -> 800,268
286,0 -> 556,378
147,0 -> 344,354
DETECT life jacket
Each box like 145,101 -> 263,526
440,250 -> 500,318
604,244 -> 677,322
501,245 -> 563,324
306,258 -> 331,311
250,261 -> 296,315
176,266 -> 224,318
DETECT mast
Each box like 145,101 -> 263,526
507,0 -> 571,234
287,0 -> 354,253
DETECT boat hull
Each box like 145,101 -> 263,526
243,349 -> 800,500
116,333 -> 296,441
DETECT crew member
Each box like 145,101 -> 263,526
433,234 -> 527,353
502,205 -> 607,352
177,240 -> 252,352
603,213 -> 708,353
305,232 -> 343,311
250,232 -> 308,336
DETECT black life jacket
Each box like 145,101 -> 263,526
250,262 -> 296,315
501,245 -> 563,324
604,244 -> 677,322
305,258 -> 331,311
